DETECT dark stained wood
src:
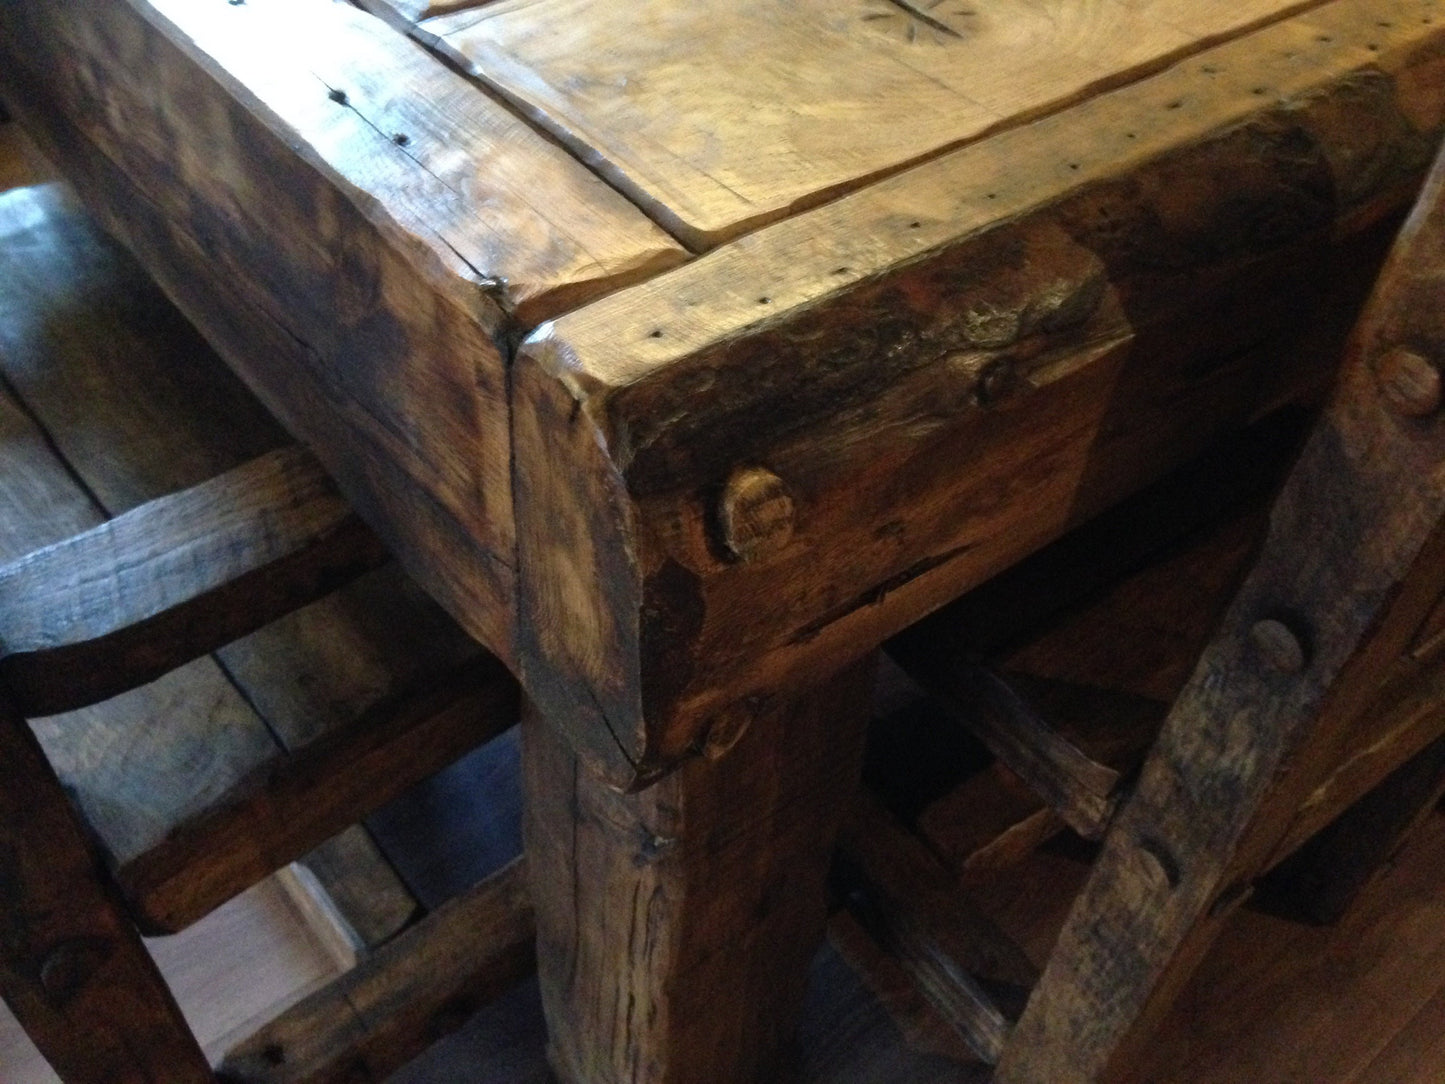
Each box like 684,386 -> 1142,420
0,181 -> 424,941
1253,733 -> 1445,925
219,858 -> 535,1084
0,445 -> 388,717
891,660 -> 1121,840
511,2 -> 1444,788
833,793 -> 1038,1064
120,656 -> 519,934
525,655 -> 877,1084
994,133 -> 1445,1084
0,690 -> 212,1084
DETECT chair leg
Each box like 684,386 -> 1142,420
0,692 -> 212,1083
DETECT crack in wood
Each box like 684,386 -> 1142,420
874,0 -> 970,42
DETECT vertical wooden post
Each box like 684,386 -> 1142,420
523,654 -> 876,1084
0,690 -> 212,1083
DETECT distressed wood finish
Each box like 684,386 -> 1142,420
0,0 -> 684,664
0,181 -> 426,941
1254,733 -> 1445,924
119,656 -> 518,933
514,0 -> 1445,788
525,655 -> 877,1084
833,793 -> 1038,1064
219,858 -> 535,1084
0,445 -> 387,717
0,691 -> 212,1084
995,131 -> 1445,1084
422,0 -> 1319,247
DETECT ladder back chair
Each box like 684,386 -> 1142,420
849,139 -> 1445,1082
0,179 -> 530,1084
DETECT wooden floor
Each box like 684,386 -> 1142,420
4,115 -> 1445,1084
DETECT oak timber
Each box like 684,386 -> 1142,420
0,446 -> 387,717
996,125 -> 1445,1084
422,0 -> 1324,247
0,691 -> 213,1084
513,0 -> 1445,787
0,0 -> 684,666
525,656 -> 877,1084
0,182 -> 423,942
219,859 -> 535,1084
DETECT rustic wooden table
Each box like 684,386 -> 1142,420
3,0 -> 1444,1080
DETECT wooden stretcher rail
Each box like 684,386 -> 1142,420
0,444 -> 389,717
119,655 -> 519,932
219,857 -> 536,1084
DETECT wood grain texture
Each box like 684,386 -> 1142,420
513,0 -> 1445,787
422,0 -> 1320,247
219,858 -> 535,1084
525,656 -> 876,1084
0,0 -> 682,664
834,793 -> 1039,1064
0,691 -> 212,1084
995,126 -> 1445,1084
0,445 -> 387,717
0,183 -> 420,940
118,656 -> 519,934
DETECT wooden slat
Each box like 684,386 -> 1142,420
0,0 -> 683,668
421,0 -> 1324,247
893,659 -> 1121,839
0,445 -> 387,717
510,0 -> 1438,787
833,794 -> 1039,1064
0,182 -> 420,943
1254,733 -> 1445,924
120,656 -> 519,933
219,858 -> 535,1084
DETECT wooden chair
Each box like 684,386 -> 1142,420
843,140 -> 1445,1081
0,180 -> 532,1082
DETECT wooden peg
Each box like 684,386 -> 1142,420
1376,348 -> 1441,418
718,466 -> 795,562
1249,618 -> 1306,674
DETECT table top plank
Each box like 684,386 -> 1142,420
510,0 -> 1445,783
422,0 -> 1329,248
146,0 -> 687,323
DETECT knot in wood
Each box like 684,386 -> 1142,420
39,937 -> 111,1003
1376,347 -> 1441,417
701,703 -> 753,760
718,467 -> 795,562
1249,618 -> 1307,674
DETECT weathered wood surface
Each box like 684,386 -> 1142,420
119,656 -> 518,934
894,660 -> 1123,840
220,858 -> 535,1084
1254,733 -> 1445,924
525,655 -> 876,1084
994,130 -> 1445,1084
0,0 -> 684,666
0,445 -> 387,717
514,0 -> 1445,787
422,0 -> 1320,248
833,793 -> 1038,1064
0,690 -> 213,1084
0,182 -> 425,942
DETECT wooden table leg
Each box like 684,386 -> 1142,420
0,692 -> 212,1083
523,654 -> 876,1084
